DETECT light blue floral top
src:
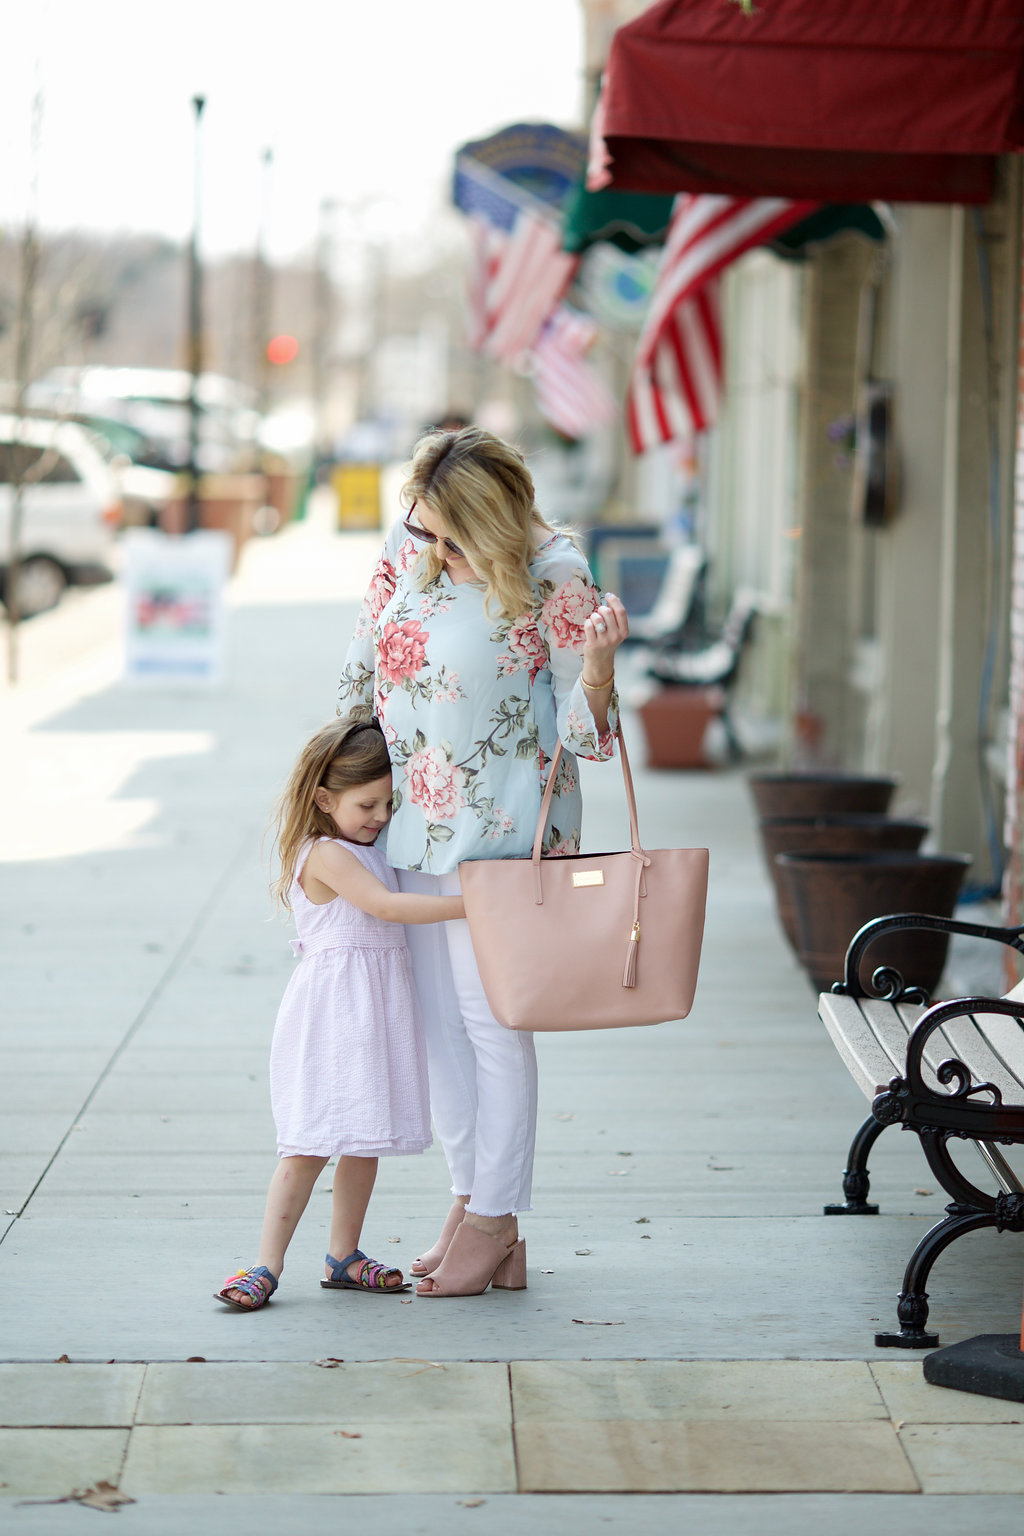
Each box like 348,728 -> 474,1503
337,522 -> 618,875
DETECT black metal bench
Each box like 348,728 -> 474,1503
817,911 -> 1024,1349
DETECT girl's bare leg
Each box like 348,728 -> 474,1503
328,1155 -> 403,1287
222,1155 -> 328,1306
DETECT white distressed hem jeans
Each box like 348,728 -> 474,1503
397,869 -> 538,1215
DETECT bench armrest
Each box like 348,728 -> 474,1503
832,911 -> 1024,1002
898,995 -> 1024,1105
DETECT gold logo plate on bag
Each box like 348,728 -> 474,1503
572,870 -> 604,887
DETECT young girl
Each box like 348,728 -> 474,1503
215,715 -> 464,1311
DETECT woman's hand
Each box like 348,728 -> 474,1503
581,592 -> 629,685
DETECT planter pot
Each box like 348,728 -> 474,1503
749,771 -> 899,821
759,815 -> 930,952
638,686 -> 725,768
775,850 -> 971,995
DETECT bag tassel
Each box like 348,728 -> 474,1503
622,921 -> 640,988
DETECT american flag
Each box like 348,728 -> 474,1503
531,306 -> 617,441
468,211 -> 579,367
628,195 -> 818,453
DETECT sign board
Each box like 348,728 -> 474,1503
122,529 -> 232,686
332,463 -> 381,530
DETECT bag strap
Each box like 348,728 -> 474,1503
530,722 -> 646,867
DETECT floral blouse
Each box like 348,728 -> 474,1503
337,522 -> 618,875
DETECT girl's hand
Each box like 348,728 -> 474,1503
581,592 -> 629,683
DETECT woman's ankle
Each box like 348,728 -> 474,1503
464,1211 -> 517,1242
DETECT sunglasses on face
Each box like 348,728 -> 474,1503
403,501 -> 465,559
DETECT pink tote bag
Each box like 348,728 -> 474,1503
458,725 -> 709,1030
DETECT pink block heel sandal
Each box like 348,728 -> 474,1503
416,1222 -> 526,1297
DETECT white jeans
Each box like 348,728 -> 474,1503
398,869 -> 538,1216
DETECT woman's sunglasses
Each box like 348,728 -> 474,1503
403,501 -> 465,559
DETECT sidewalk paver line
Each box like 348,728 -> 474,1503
0,828 -> 253,1246
869,1361 -> 1024,1424
897,1423 -> 1024,1493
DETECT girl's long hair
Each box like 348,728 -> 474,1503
270,715 -> 391,910
402,426 -> 561,621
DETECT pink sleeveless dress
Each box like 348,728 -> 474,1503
269,838 -> 431,1158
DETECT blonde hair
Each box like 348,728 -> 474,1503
402,426 -> 558,621
270,715 -> 391,910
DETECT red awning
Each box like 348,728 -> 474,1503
597,0 -> 1024,204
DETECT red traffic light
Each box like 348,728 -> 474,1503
266,333 -> 299,365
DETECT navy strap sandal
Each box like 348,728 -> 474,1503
321,1249 -> 409,1293
215,1265 -> 278,1311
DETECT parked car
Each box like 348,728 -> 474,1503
0,415 -> 122,617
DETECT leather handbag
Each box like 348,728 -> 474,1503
458,724 -> 709,1031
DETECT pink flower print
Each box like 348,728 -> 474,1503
545,832 -> 577,857
378,619 -> 429,686
541,577 -> 600,654
405,746 -> 465,821
504,614 -> 548,680
432,669 -> 464,703
567,705 -> 590,740
487,808 -> 516,841
366,556 -> 397,624
381,719 -> 398,748
396,537 -> 419,574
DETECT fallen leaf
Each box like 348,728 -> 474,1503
640,1234 -> 651,1240
608,1170 -> 629,1177
574,1249 -> 592,1256
540,1269 -> 554,1274
618,1151 -> 633,1157
314,1357 -> 345,1368
76,1483 -> 135,1512
400,1298 -> 413,1304
635,1217 -> 650,1224
555,1113 -> 575,1121
53,1355 -> 70,1364
334,1430 -> 361,1438
572,1318 -> 624,1326
4,1210 -> 17,1216
387,1236 -> 401,1244
459,1498 -> 487,1507
894,1418 -> 905,1431
914,1188 -> 933,1197
186,1357 -> 206,1363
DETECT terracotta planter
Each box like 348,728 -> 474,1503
759,815 -> 930,951
638,686 -> 725,768
749,771 -> 899,820
775,850 -> 971,995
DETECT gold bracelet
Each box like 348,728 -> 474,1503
580,673 -> 614,693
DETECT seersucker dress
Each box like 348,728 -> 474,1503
269,838 -> 431,1159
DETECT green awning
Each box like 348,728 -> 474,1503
563,183 -> 674,255
564,182 -> 887,259
770,204 -> 888,258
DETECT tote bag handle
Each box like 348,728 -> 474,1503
529,725 -> 649,903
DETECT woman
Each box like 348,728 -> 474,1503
337,426 -> 628,1296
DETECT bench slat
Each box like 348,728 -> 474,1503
818,994 -> 909,1098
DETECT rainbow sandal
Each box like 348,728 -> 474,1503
215,1265 -> 278,1311
321,1249 -> 410,1293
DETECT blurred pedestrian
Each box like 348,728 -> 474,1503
214,716 -> 464,1311
337,427 -> 628,1297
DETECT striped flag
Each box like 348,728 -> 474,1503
531,306 -> 617,441
627,194 -> 818,453
467,211 -> 578,367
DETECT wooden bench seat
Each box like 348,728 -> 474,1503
816,912 -> 1024,1348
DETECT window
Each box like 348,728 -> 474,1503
0,444 -> 81,485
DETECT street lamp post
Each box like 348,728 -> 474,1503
186,94 -> 206,534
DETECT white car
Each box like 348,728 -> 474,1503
0,415 -> 122,617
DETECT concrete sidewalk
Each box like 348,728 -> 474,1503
2,510 -> 1023,1529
